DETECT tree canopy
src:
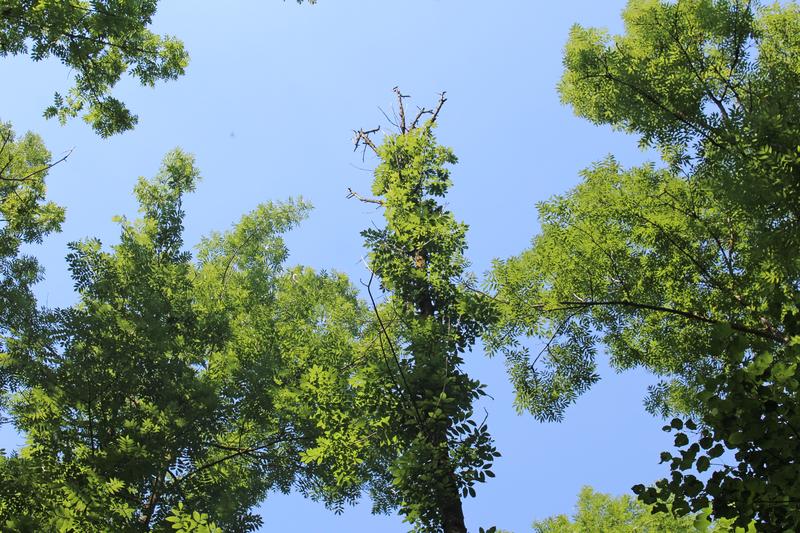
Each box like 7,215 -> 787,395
295,93 -> 498,532
489,0 -> 800,528
533,486 -> 745,533
0,150 -> 368,531
0,0 -> 311,136
0,0 -> 188,136
3,0 -> 800,531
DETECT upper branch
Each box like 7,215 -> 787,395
393,86 -> 409,133
346,187 -> 385,207
353,126 -> 380,159
410,91 -> 448,130
546,298 -> 787,344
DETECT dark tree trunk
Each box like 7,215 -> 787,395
439,468 -> 467,533
415,249 -> 467,533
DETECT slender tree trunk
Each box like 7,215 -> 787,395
438,462 -> 467,533
414,263 -> 467,533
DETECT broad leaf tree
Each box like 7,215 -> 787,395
0,150 -> 365,531
532,486 -> 742,533
299,92 -> 498,532
0,0 -> 188,136
0,120 -> 64,415
489,0 -> 800,529
0,0 -> 313,136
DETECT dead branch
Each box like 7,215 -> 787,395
429,91 -> 448,125
410,92 -> 448,130
410,107 -> 433,130
378,106 -> 399,130
346,187 -> 385,207
393,86 -> 410,133
353,126 -> 380,161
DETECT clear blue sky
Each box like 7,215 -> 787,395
1,1 -> 677,531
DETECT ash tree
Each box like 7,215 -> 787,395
295,91 -> 499,533
0,0 -> 313,136
0,0 -> 188,136
0,121 -> 64,417
0,150 -> 368,531
487,0 -> 800,529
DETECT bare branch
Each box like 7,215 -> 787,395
346,187 -> 384,207
410,106 -> 433,130
393,86 -> 409,133
378,106 -> 399,130
429,91 -> 448,125
353,126 -> 380,159
1,147 -> 74,182
410,92 -> 448,130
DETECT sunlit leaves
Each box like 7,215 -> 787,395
0,120 -> 64,399
1,149 -> 346,530
492,0 -> 800,528
1,0 -> 189,136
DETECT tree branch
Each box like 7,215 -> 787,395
393,86 -> 409,133
362,272 -> 426,430
547,298 -> 786,343
0,147 -> 74,183
346,187 -> 384,207
353,126 -> 380,160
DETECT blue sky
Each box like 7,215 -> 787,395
1,1 -> 678,531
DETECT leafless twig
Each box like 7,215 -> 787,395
346,187 -> 384,207
410,91 -> 448,130
393,86 -> 409,132
353,126 -> 380,161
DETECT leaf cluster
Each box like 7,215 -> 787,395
0,0 -> 190,136
489,0 -> 800,526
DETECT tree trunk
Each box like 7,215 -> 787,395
416,250 -> 467,533
439,468 -> 467,533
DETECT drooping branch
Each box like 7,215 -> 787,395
362,271 -> 426,430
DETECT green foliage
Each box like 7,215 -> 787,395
0,0 -> 189,136
297,100 -> 498,532
0,1 -> 316,136
0,149 -> 368,531
0,450 -> 138,532
0,120 -> 64,408
489,0 -> 800,529
533,486 -> 745,533
165,504 -> 222,533
488,159 -> 758,420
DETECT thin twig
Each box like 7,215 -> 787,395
0,147 -> 74,182
393,86 -> 409,133
346,187 -> 384,207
